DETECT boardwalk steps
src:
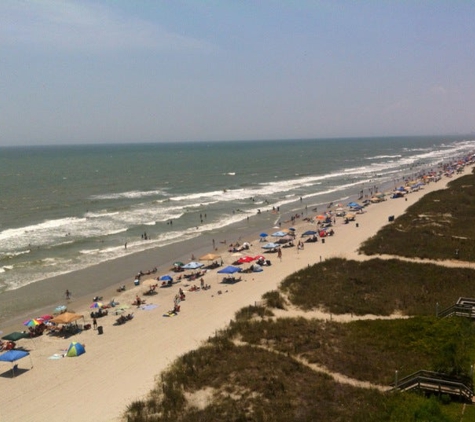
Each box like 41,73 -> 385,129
438,297 -> 475,319
390,370 -> 473,402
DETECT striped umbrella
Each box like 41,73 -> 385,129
23,318 -> 41,327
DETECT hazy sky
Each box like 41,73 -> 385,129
1,1 -> 474,146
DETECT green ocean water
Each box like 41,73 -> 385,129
0,136 -> 474,294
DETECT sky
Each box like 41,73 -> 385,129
1,0 -> 474,146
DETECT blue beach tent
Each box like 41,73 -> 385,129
0,350 -> 31,377
217,266 -> 242,274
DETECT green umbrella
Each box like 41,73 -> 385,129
2,331 -> 30,341
173,261 -> 184,267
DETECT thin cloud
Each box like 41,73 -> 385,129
1,0 -> 214,53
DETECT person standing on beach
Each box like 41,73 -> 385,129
93,317 -> 97,330
65,289 -> 71,300
277,248 -> 282,261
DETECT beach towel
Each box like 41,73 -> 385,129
141,304 -> 158,311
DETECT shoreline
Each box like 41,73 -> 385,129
0,172 -> 396,328
0,165 -> 471,422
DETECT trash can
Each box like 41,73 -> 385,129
134,279 -> 140,286
388,215 -> 394,222
97,326 -> 103,335
321,238 -> 325,244
356,223 -> 359,228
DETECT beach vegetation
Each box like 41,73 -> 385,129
123,318 -> 471,421
360,172 -> 475,261
280,257 -> 475,316
262,290 -> 286,309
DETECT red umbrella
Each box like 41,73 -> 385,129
37,314 -> 53,322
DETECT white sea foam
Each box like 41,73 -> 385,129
89,189 -> 166,200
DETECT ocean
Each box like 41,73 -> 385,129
1,136 -> 474,321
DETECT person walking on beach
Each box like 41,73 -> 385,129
93,317 -> 97,330
277,248 -> 282,262
65,289 -> 71,300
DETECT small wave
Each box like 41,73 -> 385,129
365,154 -> 402,160
89,189 -> 166,200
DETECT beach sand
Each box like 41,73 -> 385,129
0,167 -> 471,422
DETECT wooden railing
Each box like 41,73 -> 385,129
390,370 -> 473,402
438,297 -> 475,319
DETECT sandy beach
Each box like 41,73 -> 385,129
0,166 -> 471,422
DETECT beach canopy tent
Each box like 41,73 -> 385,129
261,242 -> 280,250
66,342 -> 85,357
182,261 -> 204,270
217,266 -> 242,274
50,312 -> 83,325
272,231 -> 287,237
199,253 -> 221,261
2,332 -> 30,341
301,230 -> 317,236
0,350 -> 32,377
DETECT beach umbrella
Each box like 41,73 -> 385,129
217,265 -> 242,274
23,318 -> 41,327
259,232 -> 268,238
160,275 -> 173,282
302,230 -> 317,236
288,227 -> 296,231
37,314 -> 53,322
89,302 -> 103,309
2,332 -> 30,341
261,242 -> 280,250
182,261 -> 204,270
66,342 -> 86,357
272,231 -> 286,237
253,255 -> 266,261
315,215 -> 327,220
173,261 -> 184,267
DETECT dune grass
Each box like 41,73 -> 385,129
279,257 -> 475,316
360,171 -> 475,260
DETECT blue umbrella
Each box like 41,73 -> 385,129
160,275 -> 173,282
259,232 -> 268,237
302,230 -> 317,236
182,261 -> 204,270
217,265 -> 242,274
